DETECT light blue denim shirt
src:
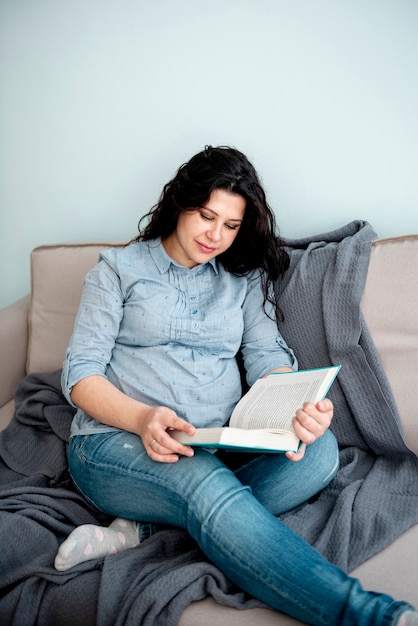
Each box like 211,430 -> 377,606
62,238 -> 297,436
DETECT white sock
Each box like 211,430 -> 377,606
54,518 -> 140,571
398,611 -> 418,626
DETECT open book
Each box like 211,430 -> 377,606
171,365 -> 341,453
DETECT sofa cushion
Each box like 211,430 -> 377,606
26,236 -> 418,456
27,243 -> 122,374
361,235 -> 418,455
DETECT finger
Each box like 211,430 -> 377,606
292,415 -> 321,443
147,438 -> 180,463
149,435 -> 194,459
148,443 -> 193,463
144,410 -> 195,457
170,414 -> 196,436
159,417 -> 196,455
149,450 -> 181,463
161,435 -> 195,457
148,437 -> 172,454
317,398 -> 333,413
296,404 -> 332,430
305,401 -> 333,425
286,444 -> 306,462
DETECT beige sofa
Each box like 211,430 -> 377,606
0,235 -> 417,625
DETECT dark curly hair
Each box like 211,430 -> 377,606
132,146 -> 289,319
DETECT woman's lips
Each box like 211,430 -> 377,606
197,241 -> 216,254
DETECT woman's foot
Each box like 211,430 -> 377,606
397,611 -> 418,626
54,518 -> 140,571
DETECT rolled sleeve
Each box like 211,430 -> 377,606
61,252 -> 124,402
241,272 -> 298,386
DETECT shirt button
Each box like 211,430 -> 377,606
192,309 -> 198,315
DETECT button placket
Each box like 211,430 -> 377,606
187,273 -> 200,330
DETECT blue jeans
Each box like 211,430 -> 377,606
68,429 -> 410,626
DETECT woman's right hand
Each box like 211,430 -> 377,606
70,375 -> 196,463
138,405 -> 196,463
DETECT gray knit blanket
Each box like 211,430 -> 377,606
0,370 -> 264,626
276,219 -> 418,571
0,220 -> 417,625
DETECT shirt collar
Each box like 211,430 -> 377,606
148,237 -> 219,275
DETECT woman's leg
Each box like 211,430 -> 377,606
55,432 -> 337,570
233,429 -> 340,515
64,431 -> 413,626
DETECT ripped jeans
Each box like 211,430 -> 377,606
68,429 -> 411,626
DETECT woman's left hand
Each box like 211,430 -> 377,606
285,398 -> 334,462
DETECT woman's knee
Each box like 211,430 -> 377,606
305,429 -> 340,487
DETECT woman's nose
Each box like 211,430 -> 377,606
207,224 -> 222,241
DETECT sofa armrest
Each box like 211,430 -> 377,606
0,295 -> 30,409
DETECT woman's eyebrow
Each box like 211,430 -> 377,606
200,206 -> 243,222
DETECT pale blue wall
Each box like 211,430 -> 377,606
1,0 -> 417,307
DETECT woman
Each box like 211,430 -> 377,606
55,146 -> 417,625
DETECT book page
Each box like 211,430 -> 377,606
220,427 -> 300,452
171,426 -> 301,452
229,366 -> 340,431
231,381 -> 319,430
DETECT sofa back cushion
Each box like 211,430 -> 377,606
27,235 -> 418,453
361,235 -> 418,454
27,243 -> 122,374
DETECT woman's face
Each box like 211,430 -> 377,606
163,189 -> 246,268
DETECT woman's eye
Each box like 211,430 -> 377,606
199,211 -> 239,231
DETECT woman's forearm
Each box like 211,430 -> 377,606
70,375 -> 151,435
263,366 -> 294,377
